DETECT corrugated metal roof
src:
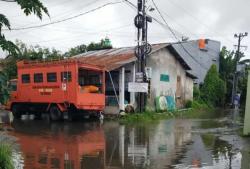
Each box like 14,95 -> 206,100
72,43 -> 191,71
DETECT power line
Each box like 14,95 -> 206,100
166,0 -> 235,44
151,0 -> 210,70
124,0 -> 183,38
2,1 -> 123,31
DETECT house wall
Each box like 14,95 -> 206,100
104,48 -> 194,114
185,77 -> 194,101
146,48 -> 193,109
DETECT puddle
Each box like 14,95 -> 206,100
3,110 -> 250,169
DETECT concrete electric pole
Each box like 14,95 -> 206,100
231,32 -> 248,107
134,0 -> 152,112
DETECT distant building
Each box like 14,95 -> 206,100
171,39 -> 221,85
73,43 -> 196,113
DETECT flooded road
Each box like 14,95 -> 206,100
4,111 -> 250,169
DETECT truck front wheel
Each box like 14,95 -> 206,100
49,105 -> 62,121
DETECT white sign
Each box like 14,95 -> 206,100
135,72 -> 144,82
128,82 -> 148,93
145,67 -> 152,79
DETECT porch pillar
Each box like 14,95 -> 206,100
119,67 -> 125,111
130,63 -> 136,106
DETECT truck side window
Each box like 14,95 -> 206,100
34,73 -> 43,83
47,73 -> 57,82
61,72 -> 72,82
22,74 -> 30,83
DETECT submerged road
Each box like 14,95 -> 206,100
1,109 -> 250,169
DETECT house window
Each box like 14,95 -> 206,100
34,73 -> 43,83
61,72 -> 72,82
47,73 -> 57,82
21,74 -> 30,83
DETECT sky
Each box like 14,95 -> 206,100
0,0 -> 250,58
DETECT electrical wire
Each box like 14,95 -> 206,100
125,0 -> 209,69
2,1 -> 124,31
166,0 -> 235,44
151,0 -> 210,70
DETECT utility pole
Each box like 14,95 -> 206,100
134,0 -> 152,112
231,32 -> 248,107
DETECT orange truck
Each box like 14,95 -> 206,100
6,59 -> 106,120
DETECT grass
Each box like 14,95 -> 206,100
120,101 -> 218,124
0,144 -> 14,169
119,111 -> 174,124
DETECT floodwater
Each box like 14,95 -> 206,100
3,110 -> 250,169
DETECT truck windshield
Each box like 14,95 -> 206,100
78,69 -> 102,93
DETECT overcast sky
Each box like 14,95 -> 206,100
0,0 -> 250,58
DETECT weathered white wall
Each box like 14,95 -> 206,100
146,48 -> 193,109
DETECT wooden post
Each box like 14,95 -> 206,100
119,67 -> 125,111
243,70 -> 250,135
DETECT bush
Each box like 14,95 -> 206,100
201,65 -> 226,107
0,144 -> 14,169
193,86 -> 200,100
185,100 -> 193,108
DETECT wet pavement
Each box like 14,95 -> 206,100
2,109 -> 250,169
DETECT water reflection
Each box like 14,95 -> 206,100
6,117 -> 250,169
10,121 -> 105,169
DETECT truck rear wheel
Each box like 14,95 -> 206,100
49,105 -> 62,121
11,104 -> 22,119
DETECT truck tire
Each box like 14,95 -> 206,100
49,105 -> 62,121
11,104 -> 22,119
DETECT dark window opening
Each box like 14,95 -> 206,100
22,74 -> 30,83
61,71 -> 72,82
78,69 -> 103,93
34,73 -> 43,83
47,73 -> 57,82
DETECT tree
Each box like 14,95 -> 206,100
87,38 -> 112,51
0,0 -> 49,56
201,64 -> 226,106
0,71 -> 9,104
3,40 -> 62,79
64,44 -> 87,57
0,0 -> 49,104
64,38 -> 113,57
219,46 -> 249,105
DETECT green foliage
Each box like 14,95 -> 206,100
15,0 -> 49,19
185,100 -> 193,108
87,38 -> 113,51
201,64 -> 226,107
193,85 -> 201,100
0,144 -> 14,169
64,44 -> 87,57
0,72 -> 9,104
219,46 -> 249,105
0,0 -> 49,56
0,14 -> 10,30
64,38 -> 113,57
119,111 -> 173,124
